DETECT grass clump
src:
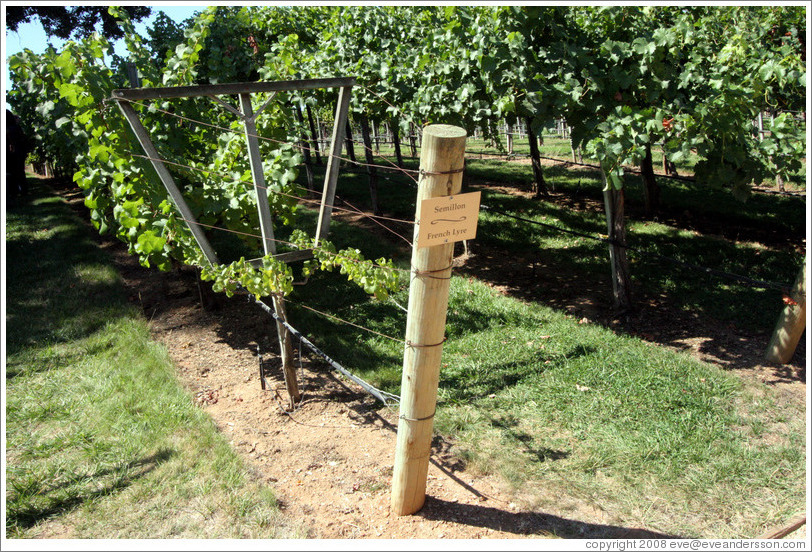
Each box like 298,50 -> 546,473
5,179 -> 298,539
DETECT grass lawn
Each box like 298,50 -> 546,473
4,178 -> 299,539
280,155 -> 805,538
283,258 -> 805,538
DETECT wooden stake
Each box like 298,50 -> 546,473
765,264 -> 806,364
391,125 -> 466,516
756,514 -> 806,539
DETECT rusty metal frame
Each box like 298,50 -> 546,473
111,77 -> 355,266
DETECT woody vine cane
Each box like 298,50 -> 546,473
391,124 -> 467,516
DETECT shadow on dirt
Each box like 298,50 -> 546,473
419,496 -> 679,539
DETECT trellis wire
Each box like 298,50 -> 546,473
124,149 -> 416,246
250,292 -> 400,407
120,115 -> 790,294
113,93 -> 794,334
284,298 -> 406,345
123,127 -> 788,296
171,212 -> 412,280
110,96 -> 420,185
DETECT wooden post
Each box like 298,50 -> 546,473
391,124 -> 466,516
345,119 -> 357,163
116,100 -> 220,267
756,514 -> 806,539
315,85 -> 352,245
765,264 -> 806,364
392,119 -> 404,168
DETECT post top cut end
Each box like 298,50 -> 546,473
423,124 -> 467,139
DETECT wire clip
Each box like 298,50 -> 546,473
406,337 -> 447,349
399,410 -> 436,422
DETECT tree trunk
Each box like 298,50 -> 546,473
506,122 -> 514,154
775,171 -> 785,192
372,119 -> 380,153
525,116 -> 548,197
409,122 -> 418,158
359,114 -> 380,215
661,144 -> 678,176
294,104 -> 315,191
640,142 -> 660,215
392,120 -> 404,168
306,104 -> 322,165
345,119 -> 357,164
272,294 -> 301,410
601,171 -> 633,313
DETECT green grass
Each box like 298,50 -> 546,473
5,179 -> 300,539
8,144 -> 803,540
435,280 -> 804,538
282,257 -> 805,538
280,158 -> 805,538
332,151 -> 802,333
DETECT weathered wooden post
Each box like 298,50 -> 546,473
765,264 -> 806,364
391,124 -> 467,516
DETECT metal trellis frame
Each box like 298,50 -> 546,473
110,76 -> 355,265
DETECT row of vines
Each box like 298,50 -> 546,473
6,5 -> 806,306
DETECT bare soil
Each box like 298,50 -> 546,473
52,175 -> 806,540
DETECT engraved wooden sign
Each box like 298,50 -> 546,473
417,191 -> 481,248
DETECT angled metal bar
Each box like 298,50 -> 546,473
252,92 -> 278,120
239,93 -> 276,255
315,85 -> 353,245
116,100 -> 220,266
112,78 -> 355,262
207,95 -> 244,119
112,77 -> 356,102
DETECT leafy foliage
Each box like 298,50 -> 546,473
7,7 -> 399,302
560,6 -> 806,194
6,5 -> 805,303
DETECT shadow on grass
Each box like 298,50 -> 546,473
5,180 -> 131,357
448,186 -> 802,374
490,415 -> 570,464
5,341 -> 109,380
7,448 -> 175,531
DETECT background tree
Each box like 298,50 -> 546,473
144,11 -> 191,68
6,6 -> 152,40
472,6 -> 575,197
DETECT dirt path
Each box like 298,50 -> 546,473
98,237 -> 676,540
